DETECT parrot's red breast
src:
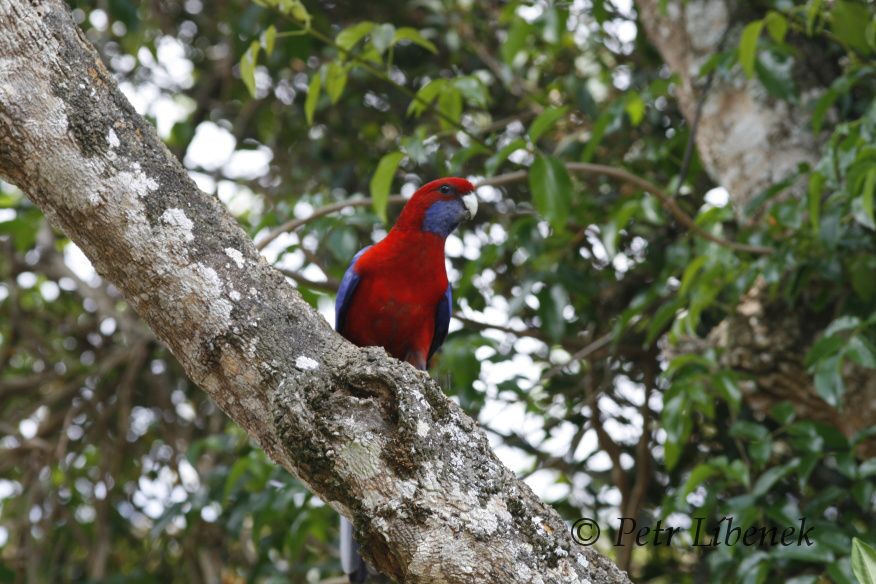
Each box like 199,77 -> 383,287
342,230 -> 449,366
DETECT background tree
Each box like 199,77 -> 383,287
0,0 -> 875,583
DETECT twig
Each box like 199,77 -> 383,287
454,315 -> 549,342
541,332 -> 613,381
278,267 -> 340,292
481,163 -> 774,255
256,195 -> 406,251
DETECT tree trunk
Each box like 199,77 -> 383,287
0,1 -> 629,582
635,0 -> 876,449
635,0 -> 825,210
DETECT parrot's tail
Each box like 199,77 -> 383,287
340,515 -> 369,584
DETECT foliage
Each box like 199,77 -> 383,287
853,538 -> 876,584
1,0 -> 875,582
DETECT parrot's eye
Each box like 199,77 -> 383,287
439,185 -> 452,194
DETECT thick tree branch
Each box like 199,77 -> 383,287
634,0 -> 824,211
0,2 -> 629,582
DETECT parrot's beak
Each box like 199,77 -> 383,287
461,192 -> 478,220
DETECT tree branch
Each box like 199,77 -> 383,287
258,161 -> 772,259
0,2 -> 629,582
481,164 -> 773,255
256,195 -> 406,251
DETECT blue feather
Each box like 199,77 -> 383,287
335,246 -> 370,333
429,284 -> 452,360
422,199 -> 466,237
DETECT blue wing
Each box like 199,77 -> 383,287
428,284 -> 452,360
335,246 -> 371,333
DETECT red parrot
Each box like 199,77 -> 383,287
334,177 -> 477,583
335,177 -> 478,369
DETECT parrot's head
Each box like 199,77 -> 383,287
395,177 -> 478,238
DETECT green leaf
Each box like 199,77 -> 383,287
832,1 -> 873,55
624,93 -> 645,126
717,375 -> 742,415
812,73 -> 860,133
528,106 -> 569,142
806,0 -> 824,35
304,73 -> 321,125
808,172 -> 824,232
748,438 -> 772,467
646,299 -> 681,346
682,463 -> 716,496
262,25 -> 277,55
529,154 -> 572,233
278,0 -> 310,26
223,458 -> 249,502
853,196 -> 876,230
240,40 -> 260,98
773,540 -> 836,563
861,457 -> 876,477
452,76 -> 489,108
738,20 -> 764,78
852,538 -> 876,584
796,453 -> 821,487
860,167 -> 876,229
662,392 -> 692,471
371,23 -> 396,55
448,143 -> 489,175
601,220 -> 618,259
359,45 -> 383,65
664,439 -> 682,472
369,152 -> 405,223
813,355 -> 845,407
755,55 -> 795,100
293,3 -> 311,25
850,255 -> 876,300
765,11 -> 788,43
502,18 -> 531,64
869,19 -> 876,51
336,21 -> 375,52
805,334 -> 846,367
854,479 -> 876,510
407,79 -> 445,117
751,465 -> 790,497
812,87 -> 839,133
393,27 -> 437,53
437,87 -> 463,129
845,335 -> 876,368
679,255 -> 707,297
485,138 -> 526,176
730,420 -> 769,441
770,401 -> 796,425
538,284 -> 569,341
325,62 -> 348,104
826,316 -> 861,336
581,109 -> 612,162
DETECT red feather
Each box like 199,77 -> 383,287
342,230 -> 448,366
